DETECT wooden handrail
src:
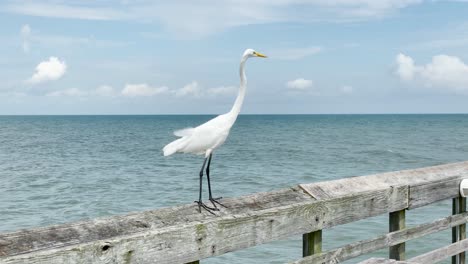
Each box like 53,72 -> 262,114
1,161 -> 468,264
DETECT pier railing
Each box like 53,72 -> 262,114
1,161 -> 468,264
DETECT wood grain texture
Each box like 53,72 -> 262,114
0,187 -> 310,262
358,258 -> 419,264
408,238 -> 468,263
409,177 -> 463,209
290,212 -> 468,264
0,186 -> 407,264
300,161 -> 468,200
1,161 -> 468,264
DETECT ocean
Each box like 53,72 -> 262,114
1,114 -> 467,263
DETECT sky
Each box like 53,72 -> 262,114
1,0 -> 468,115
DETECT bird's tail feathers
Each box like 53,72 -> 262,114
163,137 -> 188,156
174,127 -> 194,137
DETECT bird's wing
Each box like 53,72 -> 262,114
173,127 -> 195,137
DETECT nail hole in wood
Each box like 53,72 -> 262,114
102,245 -> 111,251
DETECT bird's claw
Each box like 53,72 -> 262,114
209,197 -> 227,209
194,201 -> 217,215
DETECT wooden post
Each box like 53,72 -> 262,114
460,197 -> 466,264
303,230 -> 322,257
452,197 -> 466,264
389,209 -> 406,260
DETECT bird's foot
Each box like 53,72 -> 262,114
209,197 -> 227,209
194,201 -> 217,215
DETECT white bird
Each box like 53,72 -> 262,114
163,49 -> 267,213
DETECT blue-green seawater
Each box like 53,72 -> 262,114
1,115 -> 467,263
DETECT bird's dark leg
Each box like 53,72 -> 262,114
206,154 -> 227,209
195,157 -> 216,214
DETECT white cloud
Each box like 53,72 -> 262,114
174,82 -> 236,97
175,81 -> 201,97
20,24 -> 31,37
45,85 -> 116,97
2,1 -> 423,37
121,83 -> 169,97
286,78 -> 313,90
31,35 -> 130,48
395,53 -> 468,92
46,88 -> 85,97
4,3 -> 127,21
20,24 -> 31,52
16,24 -> 129,53
28,57 -> 67,84
94,85 -> 115,97
270,46 -> 322,60
0,91 -> 28,97
207,86 -> 237,96
42,82 -> 235,98
395,53 -> 416,80
341,85 -> 354,94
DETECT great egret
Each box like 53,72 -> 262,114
163,49 -> 267,214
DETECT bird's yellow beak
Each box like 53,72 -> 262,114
254,51 -> 267,58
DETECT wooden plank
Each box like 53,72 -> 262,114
0,186 -> 408,264
358,258 -> 419,264
300,161 -> 468,200
303,230 -> 322,257
409,177 -> 463,209
0,187 -> 309,257
389,210 -> 406,260
0,187 -> 310,262
2,162 -> 468,264
290,212 -> 468,264
409,238 -> 468,263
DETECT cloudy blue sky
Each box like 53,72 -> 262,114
1,0 -> 468,114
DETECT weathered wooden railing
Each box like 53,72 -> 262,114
1,161 -> 468,264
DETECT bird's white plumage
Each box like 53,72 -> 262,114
173,127 -> 195,137
163,49 -> 265,158
163,112 -> 233,157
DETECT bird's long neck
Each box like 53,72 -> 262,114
228,56 -> 247,121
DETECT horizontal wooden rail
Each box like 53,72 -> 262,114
291,212 -> 468,264
408,238 -> 468,263
1,161 -> 468,264
0,187 -> 407,264
299,164 -> 467,209
360,238 -> 468,264
359,258 -> 418,264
